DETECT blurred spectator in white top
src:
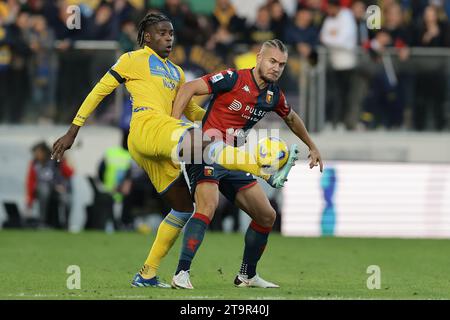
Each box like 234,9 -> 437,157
320,0 -> 357,71
320,0 -> 358,130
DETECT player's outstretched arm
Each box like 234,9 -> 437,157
51,78 -> 118,162
51,56 -> 128,162
51,124 -> 80,162
283,110 -> 323,172
172,79 -> 209,119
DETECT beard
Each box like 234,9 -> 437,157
258,67 -> 275,84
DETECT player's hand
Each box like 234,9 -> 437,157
308,148 -> 323,172
51,125 -> 80,162
51,134 -> 75,162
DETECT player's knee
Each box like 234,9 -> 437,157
259,207 -> 276,228
196,200 -> 218,218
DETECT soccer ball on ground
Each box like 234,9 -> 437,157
255,136 -> 289,174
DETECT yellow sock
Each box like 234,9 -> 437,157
140,219 -> 183,279
213,144 -> 270,180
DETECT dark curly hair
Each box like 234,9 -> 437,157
137,13 -> 171,47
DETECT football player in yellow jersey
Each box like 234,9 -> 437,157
51,13 -> 292,288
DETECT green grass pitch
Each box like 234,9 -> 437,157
1,230 -> 449,300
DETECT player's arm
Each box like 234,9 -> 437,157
51,75 -> 120,161
173,69 -> 238,120
283,110 -> 323,172
52,53 -> 131,161
172,78 -> 209,120
174,68 -> 207,121
183,99 -> 207,122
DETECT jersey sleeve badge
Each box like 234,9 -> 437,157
210,73 -> 224,83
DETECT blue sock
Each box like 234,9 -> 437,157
176,213 -> 210,274
240,221 -> 272,278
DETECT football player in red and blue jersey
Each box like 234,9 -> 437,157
171,39 -> 323,289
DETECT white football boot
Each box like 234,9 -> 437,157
171,270 -> 194,289
234,273 -> 280,288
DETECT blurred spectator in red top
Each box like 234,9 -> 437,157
297,0 -> 352,11
324,0 -> 353,8
26,141 -> 74,229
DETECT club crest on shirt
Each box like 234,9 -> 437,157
266,90 -> 274,104
204,166 -> 214,177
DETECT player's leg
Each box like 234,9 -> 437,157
171,181 -> 219,289
171,162 -> 224,289
129,116 -> 195,287
179,130 -> 299,189
136,176 -> 194,275
179,129 -> 269,178
233,183 -> 280,288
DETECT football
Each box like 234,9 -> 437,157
255,136 -> 289,174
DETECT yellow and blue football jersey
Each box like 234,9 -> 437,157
72,45 -> 205,193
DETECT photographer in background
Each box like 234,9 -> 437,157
26,141 -> 74,229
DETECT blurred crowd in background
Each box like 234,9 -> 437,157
0,0 -> 450,131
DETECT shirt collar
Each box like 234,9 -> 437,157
144,45 -> 167,62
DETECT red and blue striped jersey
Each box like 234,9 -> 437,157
201,68 -> 291,145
